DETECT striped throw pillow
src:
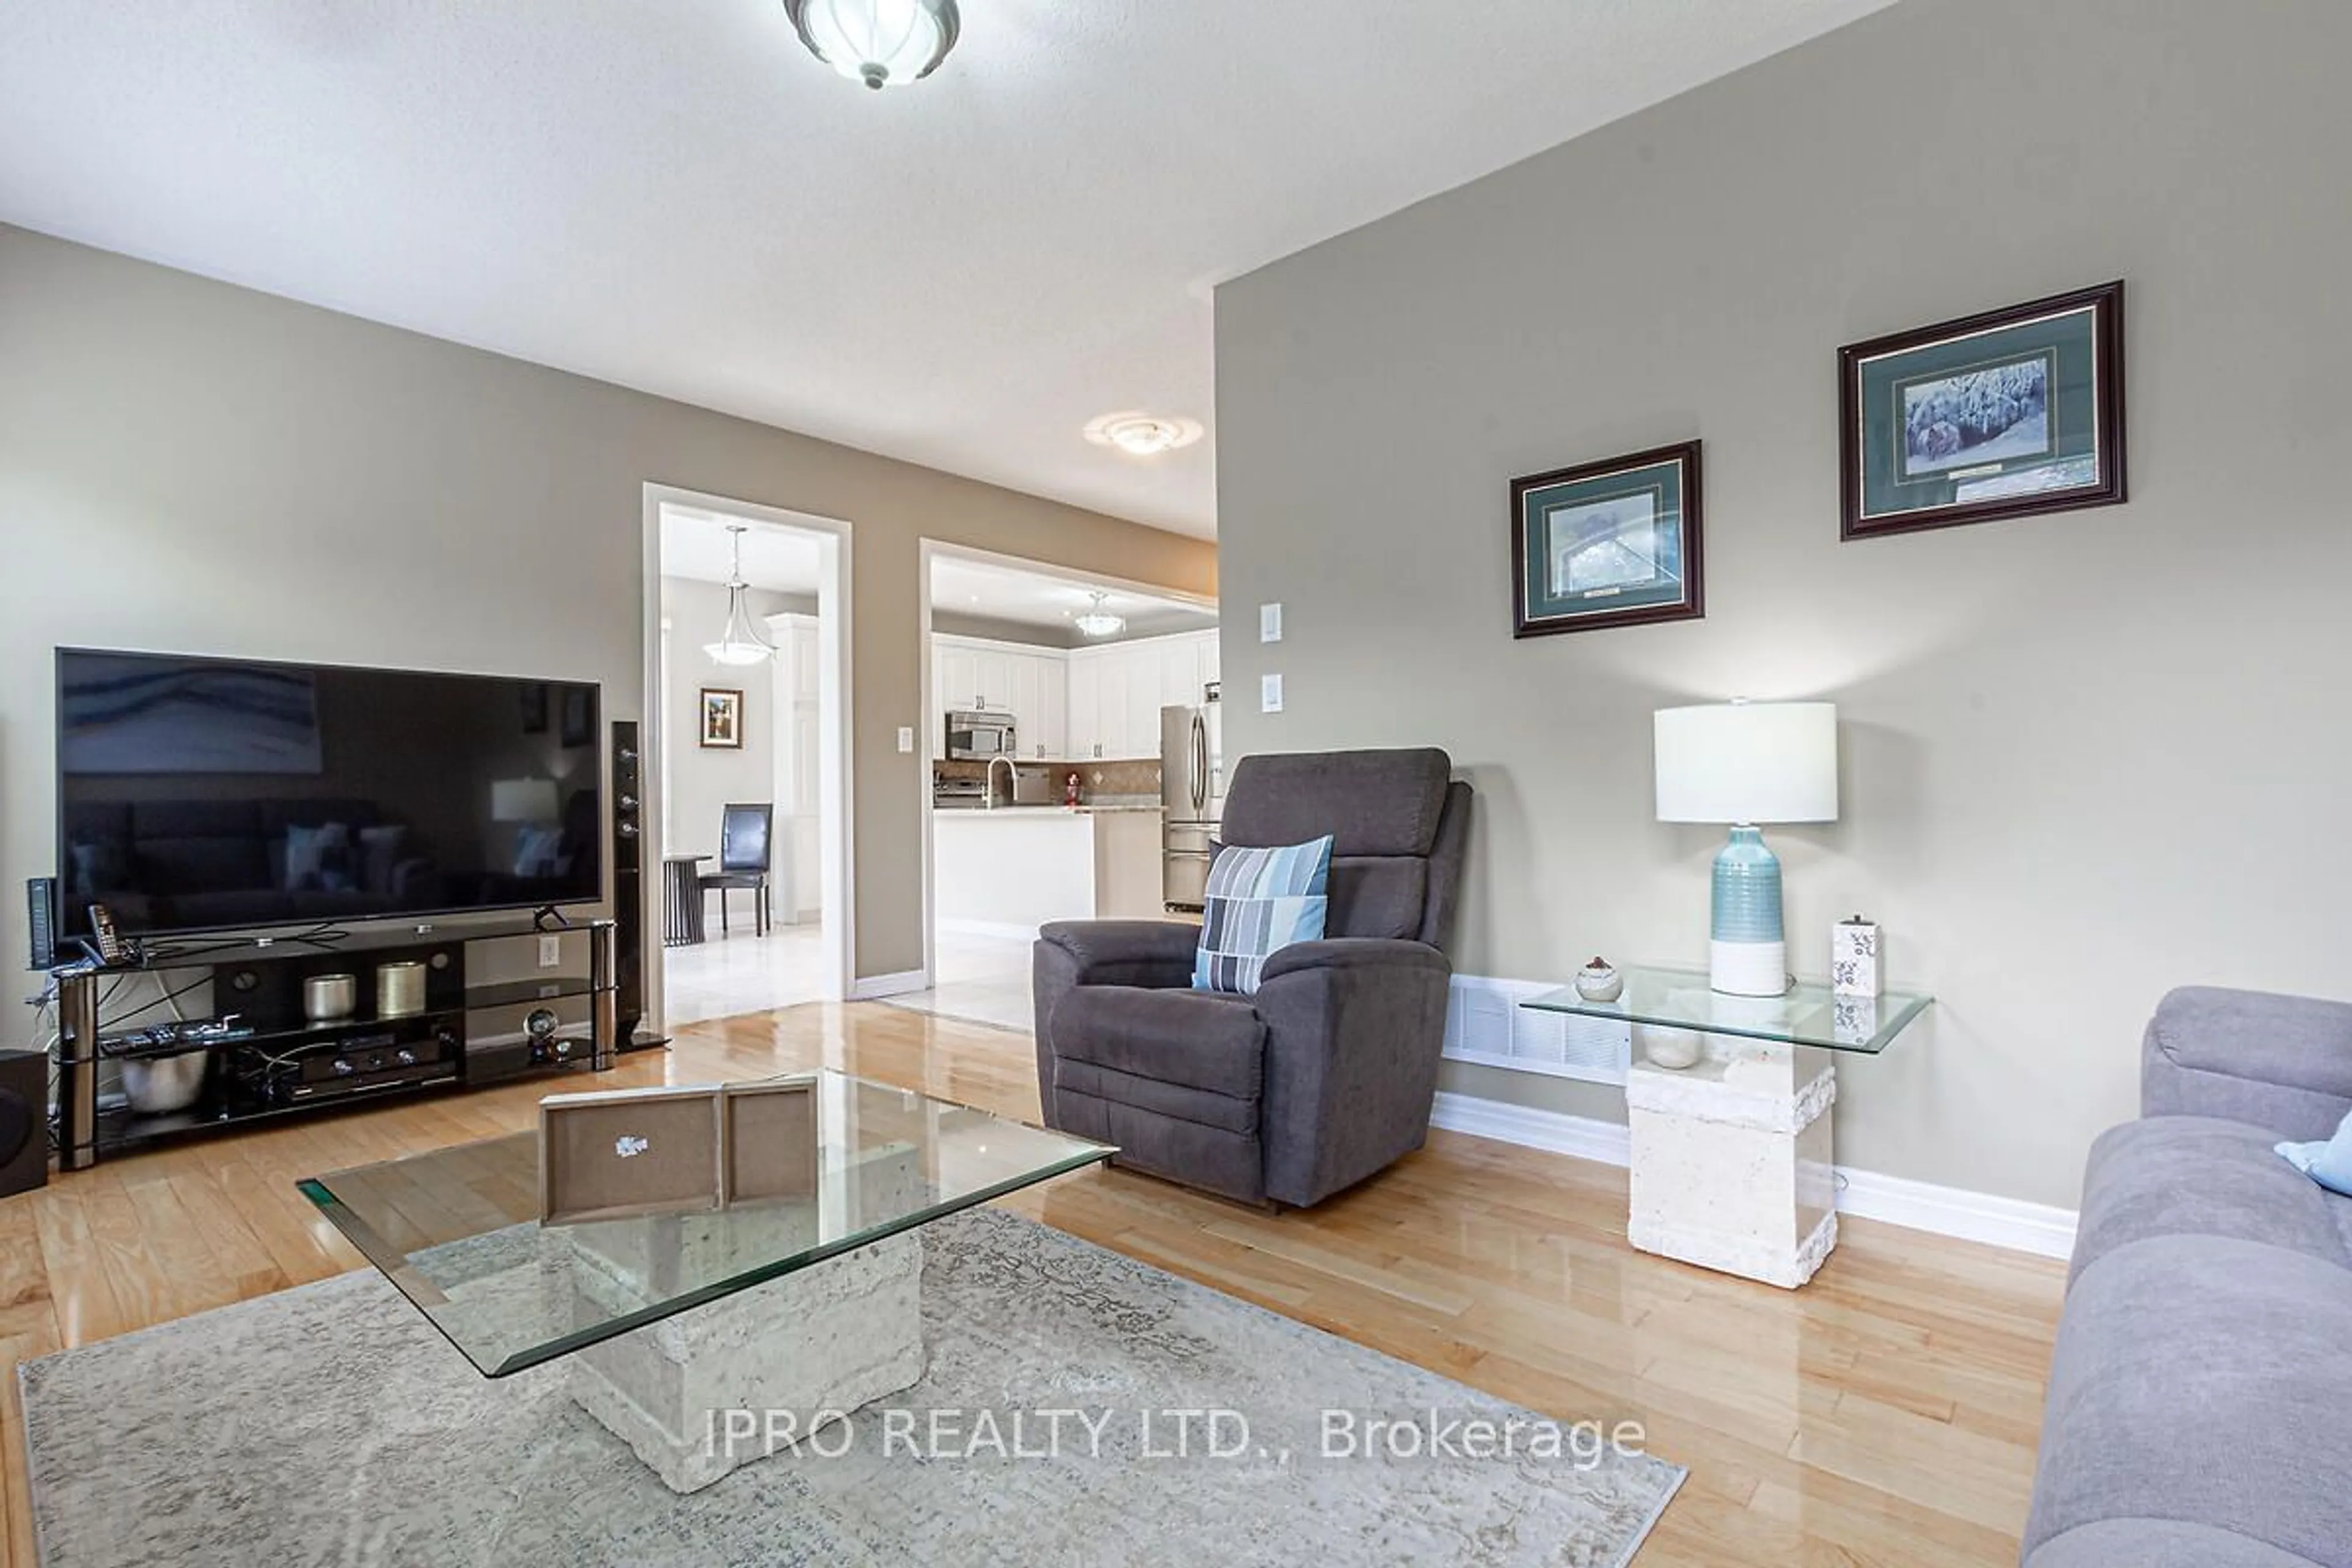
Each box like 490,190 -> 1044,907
1193,835 -> 1334,995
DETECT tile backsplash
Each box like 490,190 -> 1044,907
935,758 -> 1160,802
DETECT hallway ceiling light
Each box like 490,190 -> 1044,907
1084,411 -> 1204,458
1072,592 -> 1126,639
703,524 -> 778,666
783,0 -> 960,91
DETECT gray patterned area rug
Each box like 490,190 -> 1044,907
21,1207 -> 1683,1567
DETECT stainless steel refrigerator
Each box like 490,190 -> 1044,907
1159,697 -> 1224,911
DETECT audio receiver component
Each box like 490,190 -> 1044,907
230,1030 -> 458,1106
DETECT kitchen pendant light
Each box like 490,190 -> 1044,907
783,0 -> 960,91
703,525 -> 777,666
1073,592 -> 1126,640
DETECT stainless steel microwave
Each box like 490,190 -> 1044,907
945,710 -> 1017,760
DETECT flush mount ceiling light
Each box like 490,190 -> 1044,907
703,524 -> 777,666
1083,410 -> 1205,458
1072,592 -> 1127,639
783,0 -> 960,91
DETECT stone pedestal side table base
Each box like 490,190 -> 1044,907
1626,1037 -> 1838,1289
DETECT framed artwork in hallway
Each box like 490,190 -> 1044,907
1510,440 -> 1704,637
699,687 -> 745,748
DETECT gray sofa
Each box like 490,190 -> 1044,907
1031,748 -> 1471,1208
2024,987 -> 2352,1567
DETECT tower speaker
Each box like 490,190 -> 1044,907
611,720 -> 660,1051
0,1049 -> 49,1199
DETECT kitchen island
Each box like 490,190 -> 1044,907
932,805 -> 1164,938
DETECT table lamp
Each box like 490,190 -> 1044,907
1654,701 -> 1839,997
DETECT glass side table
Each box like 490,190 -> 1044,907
1522,965 -> 1934,1288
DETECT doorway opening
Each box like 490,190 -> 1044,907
899,541 -> 1218,1031
640,486 -> 852,1030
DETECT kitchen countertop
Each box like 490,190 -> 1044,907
932,803 -> 1163,817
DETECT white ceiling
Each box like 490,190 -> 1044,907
0,0 -> 1894,538
660,507 -> 825,595
930,552 -> 1215,637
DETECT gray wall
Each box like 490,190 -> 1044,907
1214,0 -> 2352,1207
0,225 -> 1216,987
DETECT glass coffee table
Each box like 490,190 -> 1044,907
1521,965 -> 1934,1289
299,1069 -> 1114,1492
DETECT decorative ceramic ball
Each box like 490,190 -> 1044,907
1643,1028 -> 1704,1070
1573,957 -> 1623,1003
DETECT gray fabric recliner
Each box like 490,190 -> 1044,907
2023,987 -> 2352,1567
1032,748 -> 1472,1208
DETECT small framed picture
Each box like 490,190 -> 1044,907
1511,441 -> 1703,638
1839,281 -> 2125,539
699,687 -> 744,749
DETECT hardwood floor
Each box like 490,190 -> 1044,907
0,1002 -> 2065,1566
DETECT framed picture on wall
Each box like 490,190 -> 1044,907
1839,281 -> 2125,539
1510,440 -> 1704,638
699,687 -> 745,750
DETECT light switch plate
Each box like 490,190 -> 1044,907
896,726 -> 914,753
1261,673 -> 1284,714
1259,603 -> 1283,643
538,934 -> 562,968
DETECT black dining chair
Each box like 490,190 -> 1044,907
698,803 -> 774,937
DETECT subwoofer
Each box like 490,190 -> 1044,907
611,720 -> 659,1050
0,1049 -> 50,1198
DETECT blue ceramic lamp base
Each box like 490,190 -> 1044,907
1709,824 -> 1790,997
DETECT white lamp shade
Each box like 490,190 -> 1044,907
491,777 -> 560,824
1654,702 -> 1839,824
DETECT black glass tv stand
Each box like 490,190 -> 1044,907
50,917 -> 619,1170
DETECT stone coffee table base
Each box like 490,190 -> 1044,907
568,1231 -> 925,1493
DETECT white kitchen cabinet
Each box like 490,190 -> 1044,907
1039,662 -> 1068,761
938,646 -> 980,714
1096,650 -> 1134,760
935,628 -> 1214,764
973,649 -> 1016,712
932,808 -> 1164,935
1061,629 -> 1217,761
932,634 -> 1069,761
1066,655 -> 1101,760
1008,654 -> 1066,759
1156,636 -> 1208,708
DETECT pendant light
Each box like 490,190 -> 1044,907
1073,592 -> 1126,639
783,0 -> 960,91
703,525 -> 777,666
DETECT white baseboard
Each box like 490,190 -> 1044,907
848,969 -> 930,1001
1430,1091 -> 1631,1167
1833,1166 -> 2079,1259
1428,1090 -> 2078,1261
937,918 -> 1041,943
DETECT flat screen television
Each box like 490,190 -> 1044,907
55,648 -> 603,951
